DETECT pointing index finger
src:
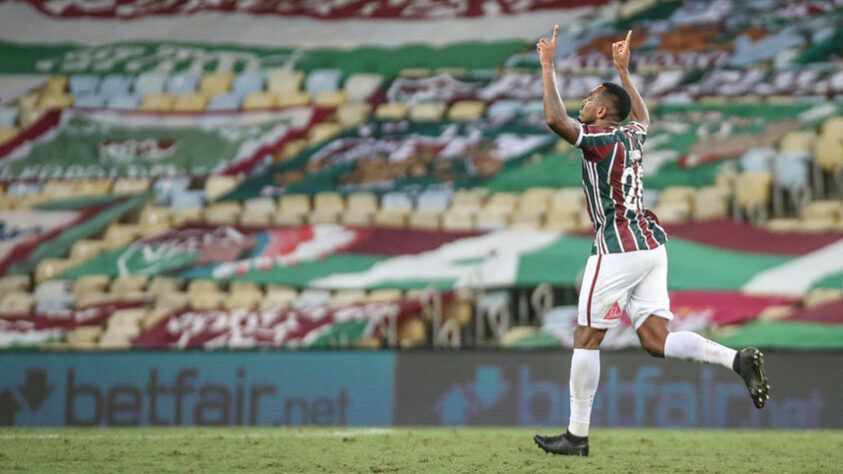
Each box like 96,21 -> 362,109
552,24 -> 558,43
625,30 -> 632,45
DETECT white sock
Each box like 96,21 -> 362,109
664,331 -> 737,369
567,348 -> 600,438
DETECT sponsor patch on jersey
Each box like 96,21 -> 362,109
605,302 -> 622,320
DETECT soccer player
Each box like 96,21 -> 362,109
532,27 -> 770,457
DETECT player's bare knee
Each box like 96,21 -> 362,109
573,326 -> 606,349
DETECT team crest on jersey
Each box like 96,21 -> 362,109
605,302 -> 622,320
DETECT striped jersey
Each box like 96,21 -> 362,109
574,121 -> 668,255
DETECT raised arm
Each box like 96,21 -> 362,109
613,30 -> 650,129
537,25 -> 580,144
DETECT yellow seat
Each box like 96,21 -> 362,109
735,171 -> 773,210
199,72 -> 234,97
204,175 -> 242,201
0,127 -> 19,145
173,92 -> 208,112
342,210 -> 373,226
110,274 -> 149,296
367,289 -> 403,303
73,275 -> 111,297
314,90 -> 348,107
820,116 -> 843,142
330,290 -> 366,307
277,91 -> 311,107
0,275 -> 30,295
240,208 -> 273,226
112,177 -> 150,195
307,122 -> 343,144
147,276 -> 184,296
448,101 -> 485,121
267,70 -> 304,94
441,209 -> 477,231
409,102 -> 447,122
188,279 -> 220,295
42,180 -> 76,200
262,285 -> 298,310
374,103 -> 409,120
337,102 -> 372,127
139,93 -> 175,111
75,179 -> 113,196
313,192 -> 344,213
0,291 -> 34,315
543,209 -> 579,232
801,200 -> 842,220
475,208 -> 510,230
484,192 -> 520,213
138,206 -> 173,228
37,93 -> 74,109
510,209 -> 543,230
408,209 -> 442,230
373,208 -> 408,228
308,209 -> 340,225
814,138 -> 843,173
69,239 -> 107,263
44,75 -> 68,94
242,92 -> 277,110
278,193 -> 311,215
35,258 -> 73,283
347,192 -> 378,214
103,223 -> 141,245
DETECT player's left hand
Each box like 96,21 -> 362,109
537,24 -> 558,67
612,30 -> 632,71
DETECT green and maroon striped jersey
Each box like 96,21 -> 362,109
575,121 -> 668,255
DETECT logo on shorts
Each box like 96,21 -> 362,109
605,302 -> 622,320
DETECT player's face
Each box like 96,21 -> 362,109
578,86 -> 608,124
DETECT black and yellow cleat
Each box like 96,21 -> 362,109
533,431 -> 589,456
735,347 -> 770,409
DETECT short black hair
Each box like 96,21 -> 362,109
600,82 -> 631,122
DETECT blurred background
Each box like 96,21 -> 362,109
0,0 -> 840,429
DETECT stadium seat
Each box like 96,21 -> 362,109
815,138 -> 843,173
110,275 -> 149,296
138,206 -> 173,229
692,186 -> 731,220
98,74 -> 133,99
510,209 -> 543,230
173,93 -> 208,112
820,116 -> 843,142
329,289 -> 366,307
314,192 -> 344,213
103,223 -> 141,247
336,102 -> 372,127
113,177 -> 150,195
204,175 -> 242,201
450,189 -> 485,212
293,289 -> 331,308
76,290 -> 114,308
139,92 -> 175,111
73,93 -> 107,108
267,70 -> 304,94
0,127 -> 18,145
341,210 -> 373,226
170,190 -> 206,211
66,325 -> 103,348
373,208 -> 408,228
153,177 -> 191,206
76,179 -> 113,196
343,73 -> 383,101
486,100 -> 523,120
0,107 -> 18,127
154,291 -> 190,312
543,208 -> 579,232
242,91 -> 277,109
347,192 -> 378,214
224,285 -> 263,310
476,208 -> 510,230
652,201 -> 692,224
801,200 -> 842,220
199,72 -> 234,97
37,93 -> 74,109
308,209 -> 341,225
107,94 -> 143,110
35,259 -> 73,283
207,92 -> 244,110
232,71 -> 266,95
739,148 -> 775,172
108,308 -> 147,328
147,276 -> 184,296
0,291 -> 34,315
273,211 -> 305,226
374,103 -> 409,120
244,197 -> 277,214
442,208 -> 477,231
134,72 -> 167,96
69,75 -> 100,95
367,289 -> 403,303
519,187 -> 555,210
278,193 -> 311,215
799,217 -> 836,233
262,285 -> 298,310
307,122 -> 342,144
416,190 -> 451,211
408,209 -> 442,230
166,72 -> 200,95
0,275 -> 30,296
398,68 -> 431,78
381,191 -> 413,211
448,101 -> 486,121
409,102 -> 447,122
5,182 -> 41,196
305,69 -> 342,96
484,192 -> 519,212
277,91 -> 312,107
203,202 -> 242,225
35,291 -> 75,313
736,171 -> 773,213
779,130 -> 814,152
314,90 -> 348,107
40,180 -> 76,200
44,75 -> 68,94
69,239 -> 107,263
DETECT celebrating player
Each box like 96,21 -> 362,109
532,27 -> 771,457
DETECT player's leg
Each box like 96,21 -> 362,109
534,253 -> 627,456
628,245 -> 770,408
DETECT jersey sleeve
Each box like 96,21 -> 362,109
625,121 -> 648,145
574,123 -> 621,162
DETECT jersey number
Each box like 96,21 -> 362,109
621,151 -> 643,211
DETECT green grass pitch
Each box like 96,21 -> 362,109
1,427 -> 841,473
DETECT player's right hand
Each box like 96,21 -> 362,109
612,30 -> 632,71
537,24 -> 558,67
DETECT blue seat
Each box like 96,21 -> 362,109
153,177 -> 191,206
107,94 -> 142,110
134,72 -> 167,96
170,189 -> 205,210
305,69 -> 342,96
740,148 -> 775,172
73,93 -> 107,108
486,100 -> 522,119
99,74 -> 133,99
166,72 -> 200,95
0,107 -> 18,127
773,151 -> 810,190
207,92 -> 244,111
417,190 -> 451,210
69,75 -> 100,95
232,72 -> 266,95
6,182 -> 43,196
381,191 -> 413,210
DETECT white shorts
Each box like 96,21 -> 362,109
577,245 -> 673,330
